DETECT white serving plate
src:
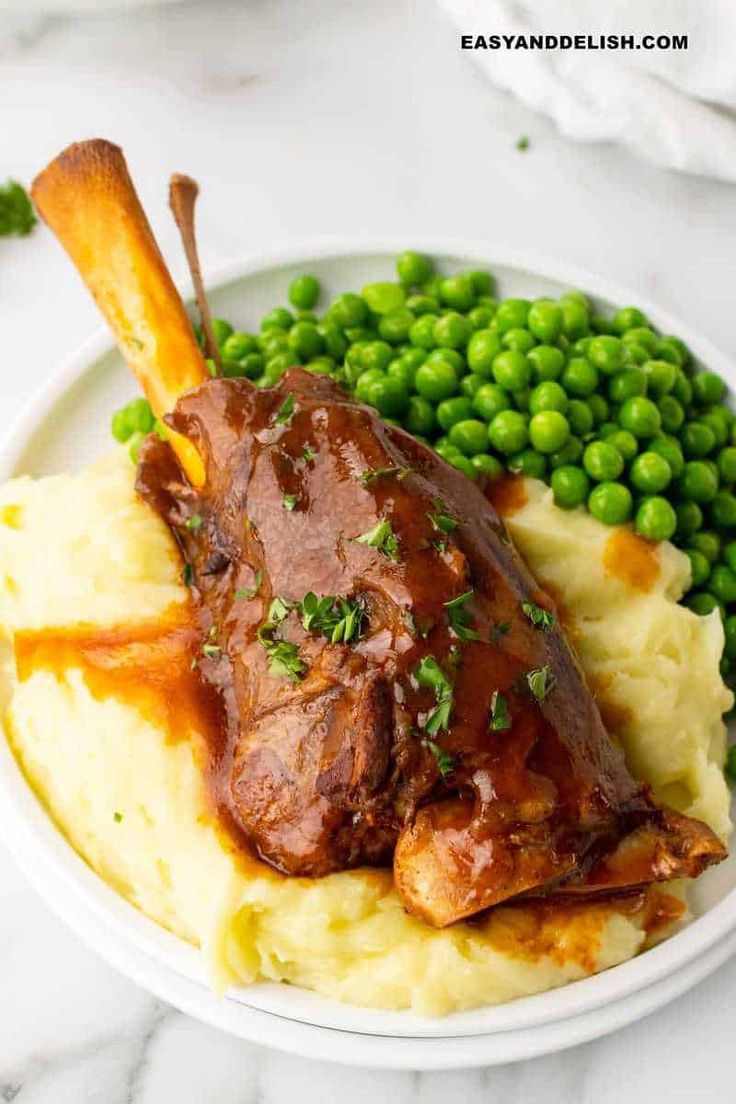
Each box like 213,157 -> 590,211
1,239 -> 734,1068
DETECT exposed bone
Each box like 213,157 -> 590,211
31,139 -> 208,488
168,174 -> 221,375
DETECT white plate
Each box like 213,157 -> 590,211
1,238 -> 735,1067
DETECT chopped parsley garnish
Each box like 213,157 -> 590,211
257,597 -> 306,682
522,601 -> 556,631
302,445 -> 316,463
113,811 -> 123,823
182,563 -> 193,587
202,642 -> 221,660
274,392 -> 296,425
185,513 -> 203,532
234,570 -> 263,601
489,690 -> 511,732
516,136 -> 530,152
527,665 -> 556,702
432,539 -> 447,554
283,493 -> 297,511
0,180 -> 36,237
415,655 -> 453,734
298,592 -> 365,644
491,621 -> 511,643
360,465 -> 409,486
428,512 -> 458,534
444,590 -> 478,643
423,738 -> 454,777
356,519 -> 399,561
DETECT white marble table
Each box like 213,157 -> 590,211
1,2 -> 735,1099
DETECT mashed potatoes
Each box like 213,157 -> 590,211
0,455 -> 730,1015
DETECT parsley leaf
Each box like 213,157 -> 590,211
444,589 -> 478,643
414,655 -> 452,700
489,690 -> 511,732
522,601 -> 556,631
527,665 -> 556,702
185,513 -> 203,532
360,465 -> 410,486
302,445 -> 316,463
235,569 -> 263,601
257,597 -> 307,682
516,135 -> 530,152
428,512 -> 458,534
283,493 -> 297,511
202,643 -> 221,660
425,698 -> 452,735
356,519 -> 399,561
423,738 -> 454,777
298,592 -> 365,644
274,392 -> 296,425
0,181 -> 36,237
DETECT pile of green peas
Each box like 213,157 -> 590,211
110,251 -> 736,701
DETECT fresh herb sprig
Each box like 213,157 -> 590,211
423,738 -> 454,777
356,519 -> 399,561
444,590 -> 478,643
522,601 -> 556,631
415,655 -> 453,736
527,665 -> 556,702
0,181 -> 36,237
489,690 -> 511,731
298,592 -> 365,644
360,465 -> 409,486
257,597 -> 306,682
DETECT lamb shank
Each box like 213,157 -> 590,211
32,141 -> 727,928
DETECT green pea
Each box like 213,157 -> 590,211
549,435 -> 583,469
649,436 -> 684,478
664,335 -> 691,367
561,357 -> 599,397
494,298 -> 530,333
405,294 -> 439,317
677,460 -> 719,504
488,410 -> 529,455
402,395 -> 436,437
725,615 -> 736,659
397,251 -> 433,287
288,274 -> 320,310
561,299 -> 590,340
623,326 -> 659,354
437,396 -> 474,432
460,373 -> 484,400
222,357 -> 249,378
414,359 -> 458,402
654,341 -> 681,367
572,336 -> 593,356
467,305 -> 496,331
409,314 -> 439,350
692,371 -> 727,407
210,318 -> 234,345
687,530 -> 722,563
718,446 -> 736,484
725,541 -> 736,573
471,453 -> 503,481
328,293 -> 368,329
675,501 -> 703,539
588,482 -> 633,525
362,341 -> 395,373
378,309 -> 415,345
221,331 -> 258,361
529,381 -> 569,416
684,548 -> 711,589
508,450 -> 547,479
658,396 -> 685,433
643,360 -> 676,397
512,388 -> 531,412
672,370 -> 693,408
684,591 -> 724,618
449,418 -> 490,457
439,275 -> 476,311
467,329 -> 502,376
467,270 -> 494,296
708,564 -> 736,604
263,353 -> 292,382
261,331 -> 289,358
260,308 -> 293,333
366,375 -> 409,417
492,350 -> 531,391
583,440 -> 624,482
567,399 -> 594,437
587,335 -> 626,375
618,396 -> 661,439
386,360 -> 415,388
630,451 -> 672,494
422,276 -> 443,299
355,367 -> 387,403
362,282 -> 405,315
711,491 -> 736,530
611,307 -> 647,334
681,421 -> 716,459
625,342 -> 650,366
635,496 -> 677,542
525,300 -> 562,343
551,465 -> 590,509
562,290 -> 590,311
239,352 -> 266,380
288,321 -> 323,360
425,348 -> 464,373
700,412 -> 729,449
528,344 -> 565,381
599,422 -> 619,439
607,429 -> 638,463
587,394 -> 610,425
400,347 -> 428,371
307,355 -> 335,375
449,454 -> 478,481
473,383 -> 512,423
529,411 -> 570,454
608,369 -> 647,404
316,322 -> 348,360
434,311 -> 470,350
501,327 -> 536,354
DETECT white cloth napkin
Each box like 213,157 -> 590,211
439,0 -> 736,181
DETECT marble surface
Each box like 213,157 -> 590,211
1,1 -> 736,1099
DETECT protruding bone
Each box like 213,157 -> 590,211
168,173 -> 221,374
31,140 -> 208,487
